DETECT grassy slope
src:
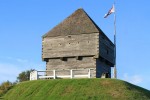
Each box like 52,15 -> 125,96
3,79 -> 150,100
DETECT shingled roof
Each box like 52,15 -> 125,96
43,8 -> 105,37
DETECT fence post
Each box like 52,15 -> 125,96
30,71 -> 32,80
70,69 -> 73,79
88,69 -> 91,78
53,70 -> 56,79
30,71 -> 38,80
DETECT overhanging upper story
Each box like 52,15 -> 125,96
42,8 -> 115,66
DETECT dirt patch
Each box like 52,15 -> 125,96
100,80 -> 111,86
61,86 -> 74,96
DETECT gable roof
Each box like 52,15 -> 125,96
43,8 -> 104,37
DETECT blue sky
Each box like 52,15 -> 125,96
0,1 -> 150,90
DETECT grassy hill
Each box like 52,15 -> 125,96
2,79 -> 150,100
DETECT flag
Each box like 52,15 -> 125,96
104,5 -> 115,18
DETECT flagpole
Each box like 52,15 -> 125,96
113,0 -> 117,78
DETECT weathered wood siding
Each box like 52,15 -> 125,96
46,57 -> 96,78
42,32 -> 114,78
46,57 -> 96,70
99,33 -> 114,66
96,58 -> 111,78
42,33 -> 99,59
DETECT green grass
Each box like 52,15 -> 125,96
2,79 -> 150,100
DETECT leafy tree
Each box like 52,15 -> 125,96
0,81 -> 13,97
17,69 -> 35,82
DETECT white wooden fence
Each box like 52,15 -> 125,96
30,68 -> 96,80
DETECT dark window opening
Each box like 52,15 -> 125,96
101,72 -> 110,78
60,57 -> 67,61
76,56 -> 82,60
68,36 -> 71,38
106,72 -> 110,78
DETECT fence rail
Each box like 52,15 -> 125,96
30,68 -> 96,80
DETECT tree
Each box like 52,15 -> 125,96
0,81 -> 13,97
17,69 -> 35,82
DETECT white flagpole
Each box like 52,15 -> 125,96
113,0 -> 117,78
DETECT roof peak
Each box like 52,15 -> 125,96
43,8 -> 102,37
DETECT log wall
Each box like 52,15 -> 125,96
99,33 -> 114,65
42,33 -> 99,59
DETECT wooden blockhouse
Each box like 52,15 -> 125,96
42,8 -> 114,78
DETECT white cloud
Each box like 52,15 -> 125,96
123,73 -> 143,85
0,63 -> 21,82
6,57 -> 28,63
16,58 -> 28,63
0,57 -> 45,83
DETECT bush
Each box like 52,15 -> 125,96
17,69 -> 35,82
0,81 -> 13,97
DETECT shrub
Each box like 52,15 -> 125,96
17,69 -> 35,82
0,81 -> 13,97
